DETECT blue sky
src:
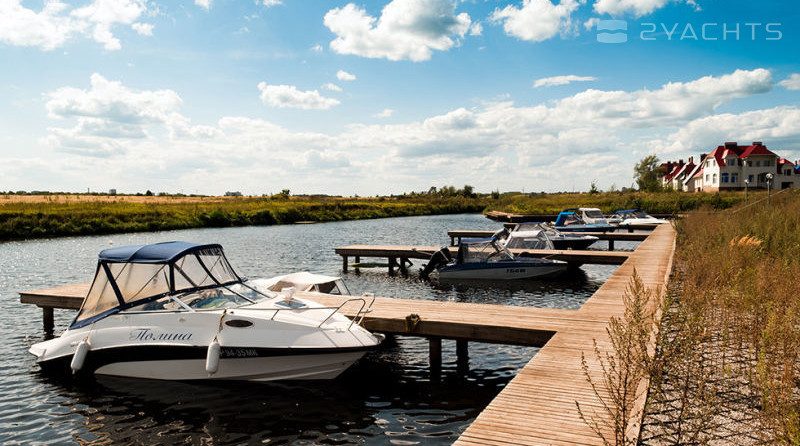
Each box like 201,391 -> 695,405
1,0 -> 799,196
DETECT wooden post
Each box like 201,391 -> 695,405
388,257 -> 396,274
430,337 -> 442,378
43,307 -> 54,333
399,257 -> 408,275
450,235 -> 455,246
354,256 -> 360,270
608,239 -> 615,251
342,255 -> 348,272
456,339 -> 469,373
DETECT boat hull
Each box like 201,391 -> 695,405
439,263 -> 566,280
38,345 -> 371,381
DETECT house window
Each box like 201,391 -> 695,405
764,160 -> 770,167
731,173 -> 738,183
756,160 -> 761,167
748,174 -> 754,183
713,173 -> 717,184
721,173 -> 729,183
747,160 -> 752,166
786,169 -> 793,176
705,174 -> 709,182
728,159 -> 735,166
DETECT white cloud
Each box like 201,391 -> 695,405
70,0 -> 150,50
37,68 -> 785,194
195,0 -> 211,10
374,109 -> 394,118
0,0 -> 80,50
584,17 -> 599,30
46,73 -> 182,123
337,70 -> 356,81
322,83 -> 343,92
469,22 -> 483,36
262,0 -> 282,7
324,0 -> 472,62
779,73 -> 800,91
533,75 -> 597,88
310,44 -> 323,52
593,0 -> 695,17
132,22 -> 153,35
0,0 -> 151,50
491,0 -> 579,42
659,106 -> 800,155
257,82 -> 340,110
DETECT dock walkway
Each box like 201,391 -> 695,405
20,224 -> 675,445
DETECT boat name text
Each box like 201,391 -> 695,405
129,328 -> 193,342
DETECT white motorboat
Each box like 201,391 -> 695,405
612,209 -> 669,226
496,223 -> 599,251
249,271 -> 351,295
421,238 -> 567,280
29,242 -> 383,381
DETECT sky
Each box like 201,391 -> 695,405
1,0 -> 799,196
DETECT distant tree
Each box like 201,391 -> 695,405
633,155 -> 664,192
462,184 -> 475,198
589,181 -> 600,194
428,186 -> 437,195
491,190 -> 500,199
145,190 -> 153,196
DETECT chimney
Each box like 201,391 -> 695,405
679,159 -> 684,164
700,154 -> 707,162
752,141 -> 763,146
689,156 -> 693,163
724,142 -> 737,150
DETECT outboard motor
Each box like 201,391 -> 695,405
420,247 -> 452,279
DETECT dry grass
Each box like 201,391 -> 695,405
640,188 -> 800,445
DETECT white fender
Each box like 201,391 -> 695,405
205,339 -> 220,374
71,340 -> 90,373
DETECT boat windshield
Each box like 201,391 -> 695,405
125,283 -> 268,312
71,242 -> 252,328
457,240 -> 515,264
504,230 -> 554,250
583,209 -> 605,219
515,222 -> 559,236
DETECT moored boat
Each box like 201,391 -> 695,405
29,241 -> 383,381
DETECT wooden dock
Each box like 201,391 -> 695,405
447,230 -> 649,249
334,245 -> 629,273
19,224 -> 675,445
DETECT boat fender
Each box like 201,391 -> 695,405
206,339 -> 221,375
70,339 -> 90,373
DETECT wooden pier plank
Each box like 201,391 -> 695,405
454,223 -> 675,446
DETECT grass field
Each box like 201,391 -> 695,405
0,189 -> 764,241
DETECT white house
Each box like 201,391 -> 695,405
661,142 -> 798,192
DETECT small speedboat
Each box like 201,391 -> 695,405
29,241 -> 383,381
421,238 -> 567,280
498,223 -> 598,251
612,209 -> 669,227
553,209 -> 616,232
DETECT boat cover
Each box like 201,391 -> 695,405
71,241 -> 241,329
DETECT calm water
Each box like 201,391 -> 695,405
0,214 -> 632,445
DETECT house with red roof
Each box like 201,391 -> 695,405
661,142 -> 798,192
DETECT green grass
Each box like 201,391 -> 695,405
0,196 -> 487,240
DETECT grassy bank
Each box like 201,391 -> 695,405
640,188 -> 800,444
0,194 -> 486,240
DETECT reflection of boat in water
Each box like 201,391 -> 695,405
496,223 -> 599,251
421,238 -> 568,280
30,241 -> 383,381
